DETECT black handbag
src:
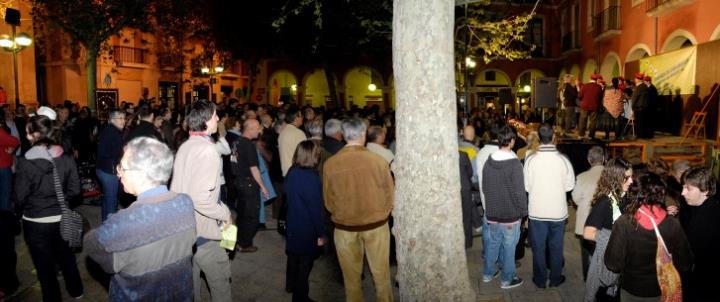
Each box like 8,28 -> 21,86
49,155 -> 84,248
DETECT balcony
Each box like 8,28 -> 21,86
113,46 -> 149,68
593,6 -> 621,42
561,31 -> 580,53
646,0 -> 694,17
158,53 -> 183,71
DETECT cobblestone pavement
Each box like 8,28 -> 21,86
8,205 -> 585,301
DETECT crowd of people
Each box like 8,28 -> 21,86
0,94 -> 717,302
556,71 -> 659,140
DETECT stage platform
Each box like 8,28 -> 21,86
556,133 -> 714,173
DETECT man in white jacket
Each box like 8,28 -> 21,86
523,123 -> 575,289
571,146 -> 605,280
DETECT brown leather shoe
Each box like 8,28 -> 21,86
238,246 -> 258,253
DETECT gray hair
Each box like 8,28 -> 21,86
124,137 -> 174,185
587,146 -> 606,165
305,119 -> 323,138
324,119 -> 342,136
341,117 -> 367,141
672,159 -> 691,173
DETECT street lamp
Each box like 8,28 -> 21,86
368,83 -> 377,92
463,57 -> 476,124
0,9 -> 33,108
523,85 -> 531,93
200,65 -> 223,101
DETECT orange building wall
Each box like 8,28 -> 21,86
0,2 -> 38,109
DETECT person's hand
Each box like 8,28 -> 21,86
5,147 -> 13,154
261,187 -> 270,199
667,205 -> 679,216
317,237 -> 326,246
223,216 -> 234,230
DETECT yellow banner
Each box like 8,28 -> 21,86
640,46 -> 696,95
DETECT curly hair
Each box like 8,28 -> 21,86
591,158 -> 632,206
624,172 -> 667,224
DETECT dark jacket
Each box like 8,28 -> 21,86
285,167 -> 325,254
322,136 -> 345,155
562,83 -> 578,107
15,145 -> 80,218
482,152 -> 527,223
579,82 -> 603,111
605,209 -> 692,298
125,120 -> 162,144
681,196 -> 720,300
632,83 -> 649,110
96,124 -> 124,174
84,187 -> 196,302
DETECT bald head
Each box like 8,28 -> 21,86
242,118 -> 261,139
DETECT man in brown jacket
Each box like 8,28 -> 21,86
323,118 -> 394,302
171,100 -> 232,302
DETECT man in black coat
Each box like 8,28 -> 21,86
125,106 -> 162,143
631,73 -> 650,138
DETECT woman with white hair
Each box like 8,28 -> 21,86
84,137 -> 196,301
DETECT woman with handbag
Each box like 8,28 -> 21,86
605,173 -> 692,302
14,114 -> 83,301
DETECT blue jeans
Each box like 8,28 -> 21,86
528,219 -> 565,286
96,169 -> 119,222
0,167 -> 12,211
483,220 -> 520,283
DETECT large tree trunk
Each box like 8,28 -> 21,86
86,50 -> 98,112
323,63 -> 341,109
392,1 -> 476,301
244,59 -> 257,103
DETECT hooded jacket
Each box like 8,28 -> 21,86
15,145 -> 80,219
482,150 -> 527,223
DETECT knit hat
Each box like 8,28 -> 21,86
635,72 -> 645,80
590,73 -> 602,80
37,106 -> 57,120
643,76 -> 652,82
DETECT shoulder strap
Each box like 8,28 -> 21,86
46,149 -> 69,213
637,208 -> 670,256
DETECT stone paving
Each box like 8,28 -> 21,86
7,204 -> 585,301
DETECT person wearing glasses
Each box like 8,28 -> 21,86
96,108 -> 126,221
85,137 -> 196,301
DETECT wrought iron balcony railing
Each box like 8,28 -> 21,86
593,6 -> 621,38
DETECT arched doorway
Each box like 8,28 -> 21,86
474,69 -> 512,109
662,29 -> 697,53
302,69 -> 330,107
515,69 -> 545,110
343,67 -> 384,109
570,64 -> 581,81
626,43 -> 652,63
268,70 -> 298,106
600,52 -> 621,80
582,59 -> 598,83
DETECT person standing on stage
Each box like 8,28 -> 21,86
561,74 -> 578,135
631,73 -> 650,139
577,74 -> 603,139
643,76 -> 657,139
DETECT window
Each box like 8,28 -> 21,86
485,71 -> 496,81
586,0 -> 596,32
525,18 -> 544,57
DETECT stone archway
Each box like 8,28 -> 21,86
343,66 -> 384,109
626,43 -> 652,63
600,52 -> 622,80
267,69 -> 298,106
301,69 -> 330,107
582,59 -> 598,83
661,29 -> 698,53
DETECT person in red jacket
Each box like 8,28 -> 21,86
0,109 -> 19,298
577,74 -> 604,139
0,110 -> 19,211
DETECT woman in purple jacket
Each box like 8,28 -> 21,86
284,140 -> 326,302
